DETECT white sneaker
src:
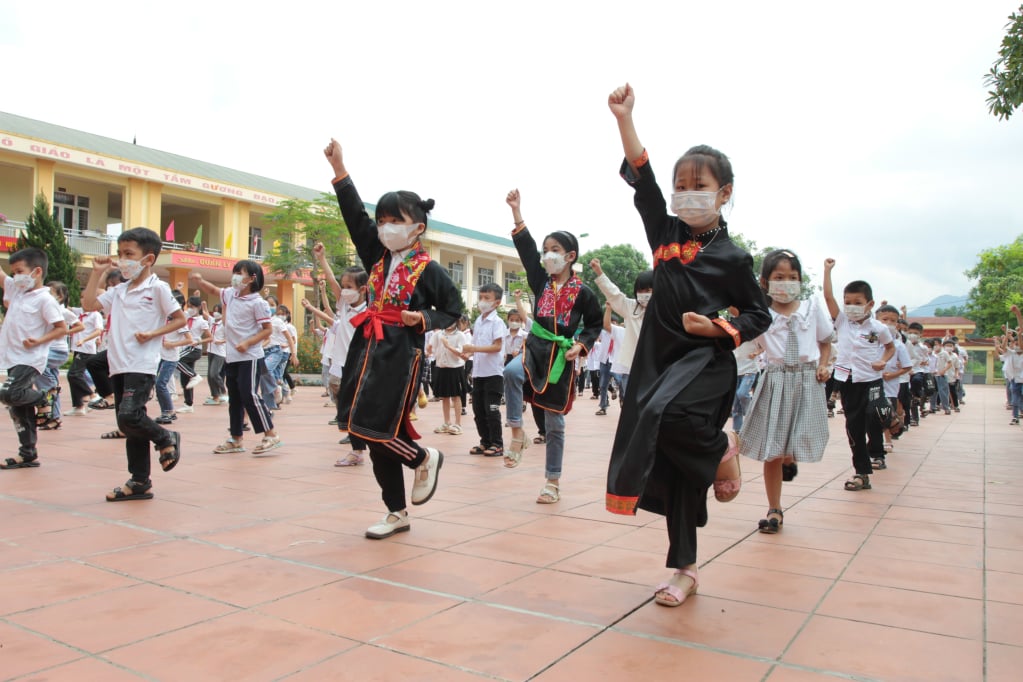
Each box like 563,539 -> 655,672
203,397 -> 220,406
218,396 -> 230,404
186,375 -> 203,390
177,405 -> 195,413
411,448 -> 443,505
274,386 -> 283,404
433,423 -> 451,434
365,511 -> 410,539
67,406 -> 90,416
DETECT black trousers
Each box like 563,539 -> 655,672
112,373 -> 174,483
225,359 -> 273,438
654,357 -> 733,569
86,350 -> 113,399
590,369 -> 600,397
0,364 -> 45,458
471,374 -> 504,448
207,354 -> 226,397
369,421 -> 427,512
839,378 -> 884,476
178,347 -> 202,406
67,351 -> 95,408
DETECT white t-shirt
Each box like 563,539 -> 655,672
503,329 -> 526,358
71,308 -> 103,354
220,288 -> 271,363
268,315 -> 289,347
0,278 -> 64,374
434,329 -> 467,368
471,312 -> 508,378
733,339 -> 760,376
883,340 -> 912,398
98,274 -> 180,376
595,273 -> 647,375
208,317 -> 227,357
329,301 -> 365,377
755,299 -> 834,366
50,306 -> 78,353
185,314 -> 210,347
607,325 -> 628,374
833,311 -> 893,383
586,338 -> 602,371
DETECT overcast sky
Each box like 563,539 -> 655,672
2,0 -> 1021,311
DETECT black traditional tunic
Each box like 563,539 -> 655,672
605,156 -> 771,518
513,227 -> 603,412
332,175 -> 462,442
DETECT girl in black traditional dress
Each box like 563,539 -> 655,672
323,138 -> 463,540
604,85 -> 772,607
502,189 -> 603,504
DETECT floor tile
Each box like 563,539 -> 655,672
841,553 -> 983,599
987,601 -> 1023,647
987,569 -> 1023,605
84,539 -> 249,581
17,656 -> 149,681
449,530 -> 591,567
532,630 -> 770,681
376,602 -> 598,680
257,577 -> 460,640
783,615 -> 981,682
987,642 -> 1023,682
158,556 -> 341,607
483,569 -> 650,624
0,622 -> 81,679
817,581 -> 982,639
695,562 -> 832,612
103,611 -> 355,681
368,551 -> 536,598
0,561 -> 138,615
281,644 -> 489,681
716,541 -> 852,579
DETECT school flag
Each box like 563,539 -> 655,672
193,224 -> 203,245
225,230 -> 233,251
165,220 -> 175,241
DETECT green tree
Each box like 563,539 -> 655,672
963,235 -> 1023,336
261,193 -> 351,306
14,193 -> 81,306
986,5 -> 1023,120
578,243 -> 651,308
934,305 -> 968,317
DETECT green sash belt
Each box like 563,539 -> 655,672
529,321 -> 575,384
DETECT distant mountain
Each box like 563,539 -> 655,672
907,294 -> 969,318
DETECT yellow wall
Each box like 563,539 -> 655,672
0,163 -> 34,220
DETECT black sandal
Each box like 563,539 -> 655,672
101,430 -> 126,439
158,431 -> 181,472
758,508 -> 784,534
533,435 -> 546,444
106,479 -> 153,502
38,419 -> 61,431
844,474 -> 871,491
1,454 -> 40,469
469,445 -> 487,455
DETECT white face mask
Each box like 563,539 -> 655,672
118,259 -> 144,281
885,323 -> 897,337
377,222 -> 420,252
908,333 -> 919,343
768,280 -> 801,304
542,251 -> 567,275
213,312 -> 222,321
339,288 -> 360,305
636,292 -> 652,306
509,322 -> 522,331
13,273 -> 35,290
231,274 -> 246,291
477,300 -> 495,314
670,190 -> 721,227
844,304 -> 866,320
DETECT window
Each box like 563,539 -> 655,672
504,271 -> 519,294
477,266 -> 494,289
52,191 -> 89,232
448,261 -> 464,287
249,227 -> 263,256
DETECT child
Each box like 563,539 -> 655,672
66,299 -> 104,415
595,305 -> 625,415
430,321 -> 467,435
603,84 -> 772,607
731,332 -> 760,433
590,259 -> 653,402
503,309 -> 526,366
282,309 -> 299,403
203,304 -> 229,405
34,281 -> 82,429
324,137 -> 462,539
190,260 -> 282,455
175,296 -> 211,414
154,290 -> 187,425
308,243 -> 371,466
739,250 -> 833,533
260,296 -> 295,410
0,248 -> 68,469
464,283 -> 508,456
906,321 -> 931,425
502,189 -> 603,504
822,258 -> 895,492
81,229 -> 184,499
876,304 -> 912,466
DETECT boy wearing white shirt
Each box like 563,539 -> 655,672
82,229 -> 186,498
823,259 -> 895,491
463,283 -> 507,455
66,305 -> 104,415
0,248 -> 68,469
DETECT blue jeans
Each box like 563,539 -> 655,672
1010,380 -> 1022,419
260,346 -> 283,408
598,362 -> 620,410
503,355 -> 566,479
155,359 -> 177,414
731,373 -> 757,432
935,375 -> 950,412
36,346 -> 69,420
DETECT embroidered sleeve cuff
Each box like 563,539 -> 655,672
631,148 -> 649,168
511,222 -> 527,237
419,310 -> 430,333
331,173 -> 351,186
713,317 -> 741,348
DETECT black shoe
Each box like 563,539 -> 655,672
782,462 -> 798,481
339,435 -> 351,444
871,458 -> 887,470
155,414 -> 176,424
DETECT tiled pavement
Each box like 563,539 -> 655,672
0,382 -> 1019,681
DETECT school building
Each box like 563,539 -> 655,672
0,111 -> 523,333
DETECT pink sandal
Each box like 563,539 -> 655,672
714,431 -> 742,503
654,568 -> 699,607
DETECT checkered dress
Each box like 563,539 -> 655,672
739,318 -> 829,463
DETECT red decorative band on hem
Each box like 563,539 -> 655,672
606,493 -> 639,515
713,317 -> 741,348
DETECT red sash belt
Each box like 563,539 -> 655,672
351,307 -> 403,341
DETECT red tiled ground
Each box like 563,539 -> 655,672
0,381 -> 1016,681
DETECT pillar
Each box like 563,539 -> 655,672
33,159 -> 56,204
464,250 -> 475,309
168,266 -> 191,299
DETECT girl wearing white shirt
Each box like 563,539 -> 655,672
203,304 -> 228,405
740,251 -> 832,534
429,323 -> 467,435
36,282 -> 84,429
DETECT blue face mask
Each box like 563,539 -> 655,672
268,306 -> 277,314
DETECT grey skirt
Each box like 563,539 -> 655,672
739,361 -> 828,463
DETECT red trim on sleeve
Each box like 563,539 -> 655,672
331,173 -> 349,184
713,317 -> 742,348
632,149 -> 649,168
511,222 -> 527,237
